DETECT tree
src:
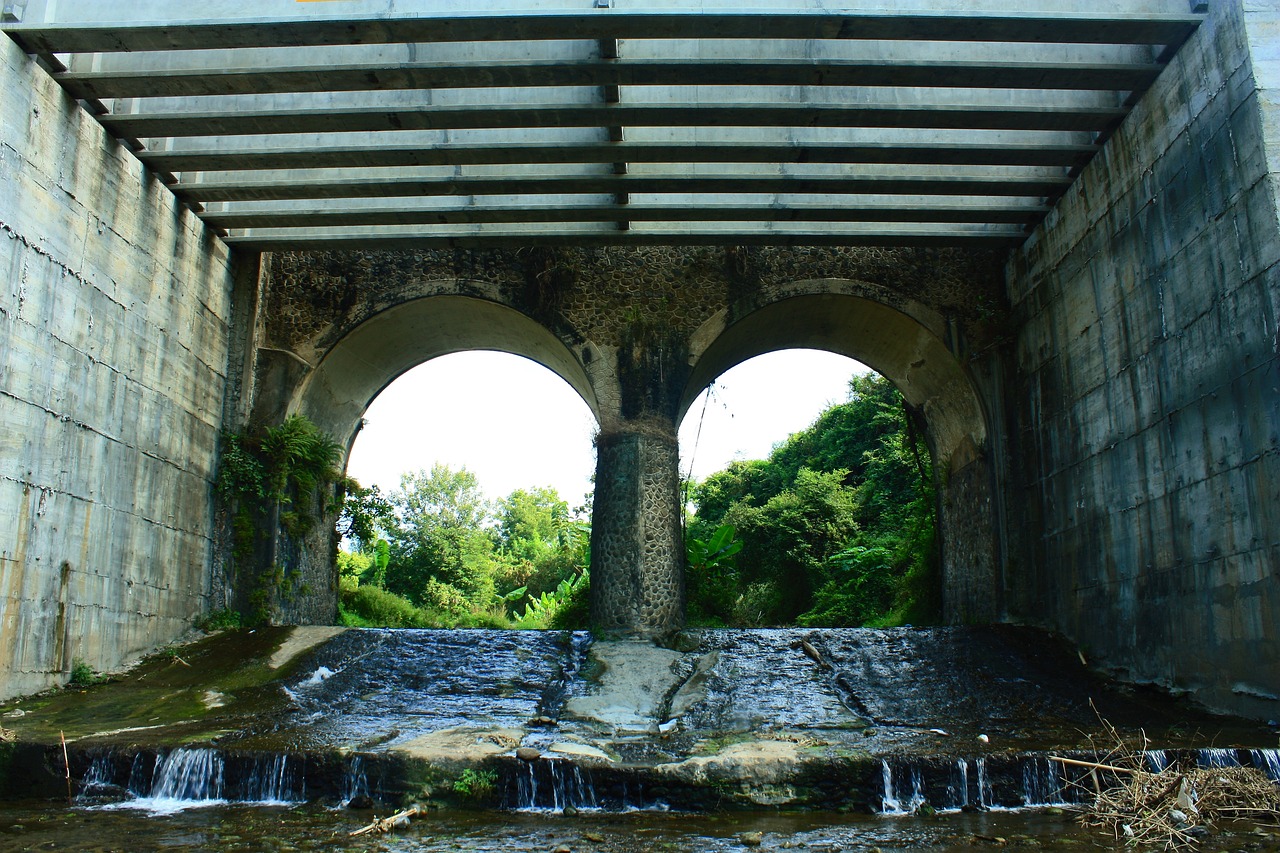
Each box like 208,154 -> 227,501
685,371 -> 938,627
383,464 -> 497,610
493,486 -> 589,605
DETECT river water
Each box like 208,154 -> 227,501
1,801 -> 1278,853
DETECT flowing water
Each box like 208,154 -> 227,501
2,627 -> 1277,851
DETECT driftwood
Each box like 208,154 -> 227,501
349,805 -> 422,837
1059,712 -> 1280,849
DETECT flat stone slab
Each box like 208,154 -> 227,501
561,639 -> 685,733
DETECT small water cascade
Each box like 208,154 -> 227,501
879,760 -> 925,814
118,748 -> 226,812
975,757 -> 992,809
953,759 -> 970,809
1198,747 -> 1244,769
341,755 -> 371,806
1250,748 -> 1280,781
239,753 -> 303,804
1020,756 -> 1071,807
78,749 -> 308,813
512,758 -> 599,813
1196,747 -> 1280,782
1145,749 -> 1170,772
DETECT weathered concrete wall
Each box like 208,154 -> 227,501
1007,0 -> 1280,718
0,40 -> 237,699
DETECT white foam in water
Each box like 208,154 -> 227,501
103,749 -> 227,815
304,666 -> 336,686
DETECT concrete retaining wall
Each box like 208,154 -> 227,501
1006,0 -> 1280,718
0,39 -> 236,699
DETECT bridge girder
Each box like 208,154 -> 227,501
2,0 -> 1204,249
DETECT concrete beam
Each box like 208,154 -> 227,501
221,228 -> 1026,251
54,57 -> 1164,100
101,102 -> 1130,138
5,8 -> 1203,54
175,172 -> 1073,203
139,140 -> 1097,173
200,201 -> 1049,230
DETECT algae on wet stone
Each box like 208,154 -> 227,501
0,627 -> 321,748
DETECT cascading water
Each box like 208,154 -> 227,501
80,749 -> 307,813
954,758 -> 970,809
1021,756 -> 1069,807
879,760 -> 925,814
975,757 -> 992,809
512,758 -> 599,813
116,749 -> 226,813
239,753 -> 303,804
342,755 -> 371,807
1199,747 -> 1244,768
1145,749 -> 1170,772
1250,748 -> 1280,781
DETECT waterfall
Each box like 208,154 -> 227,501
1250,748 -> 1280,781
955,759 -> 970,809
239,753 -> 303,804
82,749 -> 306,813
1144,749 -> 1170,772
75,753 -> 121,803
342,755 -> 371,806
975,757 -> 992,809
513,758 -> 599,812
1198,748 -> 1242,769
880,760 -> 902,813
1021,756 -> 1071,807
143,749 -> 226,809
879,760 -> 926,814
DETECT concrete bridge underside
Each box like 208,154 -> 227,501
1,1 -> 1278,719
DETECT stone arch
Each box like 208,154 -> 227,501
290,295 -> 599,458
683,289 -> 985,470
682,290 -> 998,623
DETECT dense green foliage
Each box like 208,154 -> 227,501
336,463 -> 590,630
216,415 -> 343,625
685,373 -> 938,628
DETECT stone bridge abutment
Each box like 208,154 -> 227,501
237,248 -> 1006,636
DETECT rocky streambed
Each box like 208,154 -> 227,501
0,626 -> 1275,817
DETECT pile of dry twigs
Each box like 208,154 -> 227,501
1057,717 -> 1280,849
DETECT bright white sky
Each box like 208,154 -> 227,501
345,348 -> 868,507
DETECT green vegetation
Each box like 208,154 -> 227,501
336,463 -> 591,630
452,768 -> 497,800
69,659 -> 106,687
197,608 -> 242,632
684,372 -> 938,628
216,415 -> 343,624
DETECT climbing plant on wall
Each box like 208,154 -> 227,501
216,414 -> 343,624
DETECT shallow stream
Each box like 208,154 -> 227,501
1,802 -> 1279,853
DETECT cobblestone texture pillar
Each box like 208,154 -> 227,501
589,422 -> 685,637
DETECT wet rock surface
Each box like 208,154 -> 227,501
0,626 -> 1274,813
